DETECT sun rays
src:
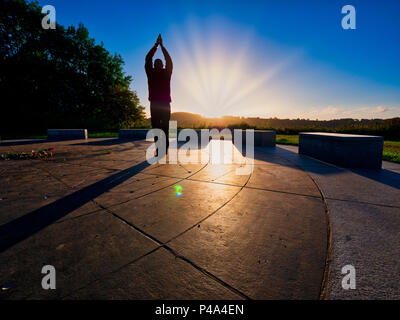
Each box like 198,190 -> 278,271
169,20 -> 294,118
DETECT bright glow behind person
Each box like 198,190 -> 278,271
169,19 -> 295,118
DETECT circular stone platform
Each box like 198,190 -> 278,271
0,138 -> 328,299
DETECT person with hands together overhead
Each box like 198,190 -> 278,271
145,34 -> 173,157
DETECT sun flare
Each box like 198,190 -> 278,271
170,21 -> 293,118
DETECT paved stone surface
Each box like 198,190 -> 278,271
260,144 -> 400,299
0,138 -> 328,299
168,187 -> 327,299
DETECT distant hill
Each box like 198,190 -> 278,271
147,112 -> 400,139
149,112 -> 400,140
164,111 -> 399,129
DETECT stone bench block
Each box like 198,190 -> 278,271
232,130 -> 276,147
47,129 -> 87,140
119,129 -> 150,140
254,130 -> 276,147
299,132 -> 383,169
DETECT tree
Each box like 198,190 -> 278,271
0,0 -> 145,136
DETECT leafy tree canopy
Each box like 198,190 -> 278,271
0,0 -> 146,135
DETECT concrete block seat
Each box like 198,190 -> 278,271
119,129 -> 149,140
299,132 -> 383,169
119,129 -> 232,142
47,129 -> 87,140
254,130 -> 276,147
118,128 -> 276,147
234,130 -> 275,147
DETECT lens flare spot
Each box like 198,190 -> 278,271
174,185 -> 183,197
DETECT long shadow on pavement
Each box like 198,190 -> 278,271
262,145 -> 400,190
0,159 -> 152,253
72,138 -> 145,146
349,168 -> 400,190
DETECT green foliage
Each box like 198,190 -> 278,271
383,141 -> 400,163
276,134 -> 299,146
227,122 -> 257,130
383,150 -> 400,164
0,0 -> 146,135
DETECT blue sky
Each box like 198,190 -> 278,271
37,0 -> 400,119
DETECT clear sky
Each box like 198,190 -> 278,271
37,0 -> 400,120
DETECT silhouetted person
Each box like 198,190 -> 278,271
145,34 -> 173,156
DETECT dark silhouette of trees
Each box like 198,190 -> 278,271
0,0 -> 145,137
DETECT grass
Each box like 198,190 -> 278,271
276,134 -> 299,146
383,141 -> 400,163
276,134 -> 400,164
88,131 -> 118,138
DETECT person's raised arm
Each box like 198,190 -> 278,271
161,44 -> 173,75
145,43 -> 158,74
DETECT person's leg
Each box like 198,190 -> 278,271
150,102 -> 162,156
161,104 -> 171,153
161,118 -> 169,152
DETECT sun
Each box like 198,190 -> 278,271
169,20 -> 292,118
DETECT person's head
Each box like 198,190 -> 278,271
154,59 -> 163,70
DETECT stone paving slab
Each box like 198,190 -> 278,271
142,163 -> 206,179
0,195 -> 63,226
210,167 -> 251,187
0,210 -> 158,299
66,248 -> 243,300
383,160 -> 400,172
43,165 -> 117,189
94,175 -> 181,209
325,199 -> 400,300
0,138 -> 329,300
263,144 -> 400,299
0,166 -> 72,199
188,164 -> 241,181
169,187 -> 327,299
246,163 -> 320,197
108,179 -> 243,243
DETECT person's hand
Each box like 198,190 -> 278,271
157,34 -> 163,46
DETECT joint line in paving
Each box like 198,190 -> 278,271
59,246 -> 162,300
48,161 -> 212,228
94,201 -> 251,300
141,171 -> 322,200
164,167 -> 253,246
91,158 -> 253,299
324,197 -> 400,209
270,149 -> 332,300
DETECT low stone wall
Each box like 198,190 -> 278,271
233,130 -> 275,147
254,130 -> 276,147
118,129 -> 149,140
119,129 -> 276,147
299,132 -> 383,169
47,129 -> 87,140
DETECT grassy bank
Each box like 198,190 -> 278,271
276,134 -> 400,164
88,131 -> 118,138
276,134 -> 299,146
383,141 -> 400,163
